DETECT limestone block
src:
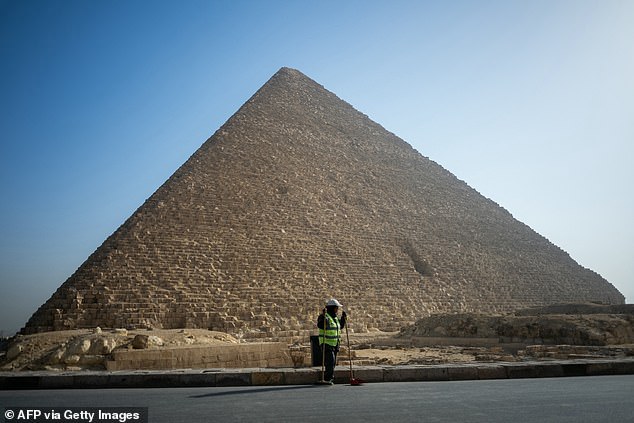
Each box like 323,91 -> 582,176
63,354 -> 81,365
476,365 -> 507,380
251,371 -> 284,385
283,368 -> 321,385
587,361 -> 634,376
47,347 -> 66,365
78,355 -> 105,366
383,365 -> 423,382
6,343 -> 23,361
104,360 -> 119,371
217,350 -> 239,363
417,366 -> 449,381
447,365 -> 479,380
215,372 -> 250,387
132,334 -> 164,349
67,338 -> 91,356
88,337 -> 118,355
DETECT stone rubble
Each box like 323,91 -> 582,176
3,306 -> 634,371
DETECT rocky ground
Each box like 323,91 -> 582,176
0,328 -> 238,371
2,304 -> 633,371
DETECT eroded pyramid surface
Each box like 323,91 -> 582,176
23,67 -> 624,338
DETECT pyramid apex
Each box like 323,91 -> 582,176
276,66 -> 303,76
270,67 -> 315,84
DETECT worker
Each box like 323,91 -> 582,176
317,298 -> 347,384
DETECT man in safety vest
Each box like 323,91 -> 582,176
317,298 -> 347,384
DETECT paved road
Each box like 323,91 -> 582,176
2,375 -> 633,422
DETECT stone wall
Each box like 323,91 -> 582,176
105,343 -> 292,371
22,67 -> 625,338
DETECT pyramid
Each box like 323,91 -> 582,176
22,67 -> 624,338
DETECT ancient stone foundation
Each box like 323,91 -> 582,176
105,343 -> 291,371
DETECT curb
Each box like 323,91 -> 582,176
1,359 -> 633,390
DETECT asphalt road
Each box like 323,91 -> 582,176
2,375 -> 633,422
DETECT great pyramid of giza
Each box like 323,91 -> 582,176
22,67 -> 624,338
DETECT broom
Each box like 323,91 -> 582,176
344,311 -> 364,386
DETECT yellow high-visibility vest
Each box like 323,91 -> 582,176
319,313 -> 340,347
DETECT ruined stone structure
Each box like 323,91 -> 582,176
22,67 -> 624,339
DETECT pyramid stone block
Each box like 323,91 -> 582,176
22,67 -> 624,337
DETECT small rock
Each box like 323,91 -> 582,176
63,354 -> 81,365
433,326 -> 447,336
66,338 -> 91,355
6,344 -> 23,361
88,337 -> 117,355
65,366 -> 83,371
149,335 -> 164,347
132,334 -> 164,349
47,347 -> 66,365
132,335 -> 149,349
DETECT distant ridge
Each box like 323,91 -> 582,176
22,67 -> 624,338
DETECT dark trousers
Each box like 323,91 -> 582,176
322,344 -> 338,382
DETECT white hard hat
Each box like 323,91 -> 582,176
326,298 -> 343,307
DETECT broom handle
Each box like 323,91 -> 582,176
321,308 -> 326,381
345,311 -> 354,379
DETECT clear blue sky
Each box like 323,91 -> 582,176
1,0 -> 632,336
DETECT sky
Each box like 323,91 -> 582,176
1,0 -> 633,336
